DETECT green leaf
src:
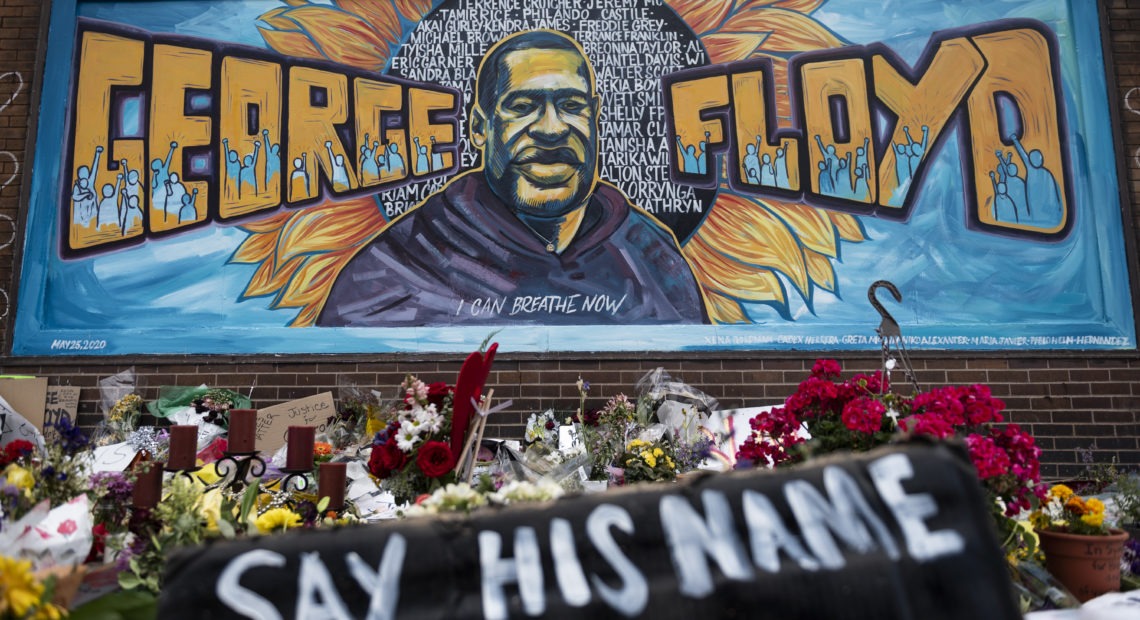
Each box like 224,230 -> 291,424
316,496 -> 330,513
239,477 -> 261,522
216,516 -> 237,539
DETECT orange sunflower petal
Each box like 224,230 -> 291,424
697,194 -> 810,294
394,0 -> 436,23
244,255 -> 305,299
760,199 -> 839,257
829,211 -> 867,242
666,0 -> 734,35
702,32 -> 769,64
230,231 -> 282,265
704,289 -> 751,323
258,27 -> 324,61
724,8 -> 844,53
685,235 -> 786,302
277,200 -> 386,263
803,248 -> 837,292
278,251 -> 348,308
278,6 -> 390,71
336,0 -> 403,46
238,211 -> 293,235
735,0 -> 826,14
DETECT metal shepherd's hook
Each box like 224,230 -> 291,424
867,280 -> 920,392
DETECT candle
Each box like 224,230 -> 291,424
318,462 -> 347,512
168,425 -> 198,470
285,426 -> 315,470
132,460 -> 163,509
228,409 -> 257,453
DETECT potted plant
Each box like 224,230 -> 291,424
1030,484 -> 1130,602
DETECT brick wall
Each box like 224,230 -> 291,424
0,0 -> 1138,481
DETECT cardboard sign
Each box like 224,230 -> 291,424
159,442 -> 1020,620
255,392 -> 335,454
0,377 -> 48,430
44,386 -> 80,428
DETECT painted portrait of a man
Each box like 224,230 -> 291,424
317,30 -> 708,327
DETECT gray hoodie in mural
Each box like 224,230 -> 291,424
317,172 -> 707,327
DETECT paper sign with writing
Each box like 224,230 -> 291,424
255,392 -> 335,454
0,377 -> 48,430
159,442 -> 1020,620
89,442 -> 138,473
44,386 -> 80,429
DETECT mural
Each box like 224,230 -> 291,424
13,0 -> 1135,354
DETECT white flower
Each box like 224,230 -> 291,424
415,404 -> 443,433
396,430 -> 421,452
489,479 -> 565,505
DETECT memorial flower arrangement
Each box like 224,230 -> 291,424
576,393 -> 640,481
737,359 -> 1046,554
620,438 -> 677,483
1029,484 -> 1110,536
367,376 -> 457,504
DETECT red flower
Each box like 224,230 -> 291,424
426,382 -> 452,411
57,519 -> 78,536
841,397 -> 885,434
416,440 -> 453,478
86,523 -> 107,563
368,439 -> 408,479
1,439 -> 34,467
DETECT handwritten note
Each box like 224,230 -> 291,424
89,441 -> 138,472
255,392 -> 335,454
44,386 -> 80,428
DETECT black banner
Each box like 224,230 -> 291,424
159,441 -> 1020,619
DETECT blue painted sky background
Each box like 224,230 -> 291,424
14,0 -> 1133,354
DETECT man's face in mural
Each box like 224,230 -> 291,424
472,47 -> 599,218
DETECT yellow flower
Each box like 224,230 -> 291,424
664,456 -> 676,471
652,448 -> 664,458
641,451 -> 657,468
1064,495 -> 1087,515
1080,511 -> 1105,528
254,508 -> 302,534
4,464 -> 33,491
1049,484 -> 1074,501
1085,497 -> 1105,516
197,488 -> 225,534
0,555 -> 44,618
626,439 -> 650,451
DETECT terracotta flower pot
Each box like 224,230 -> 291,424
1036,528 -> 1128,602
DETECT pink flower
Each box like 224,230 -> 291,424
841,397 -> 885,434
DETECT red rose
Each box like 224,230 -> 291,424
381,441 -> 408,472
416,441 -> 453,478
368,440 -> 407,479
426,382 -> 452,411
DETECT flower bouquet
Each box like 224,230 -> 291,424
368,376 -> 458,505
620,438 -> 677,483
736,359 -> 1046,556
